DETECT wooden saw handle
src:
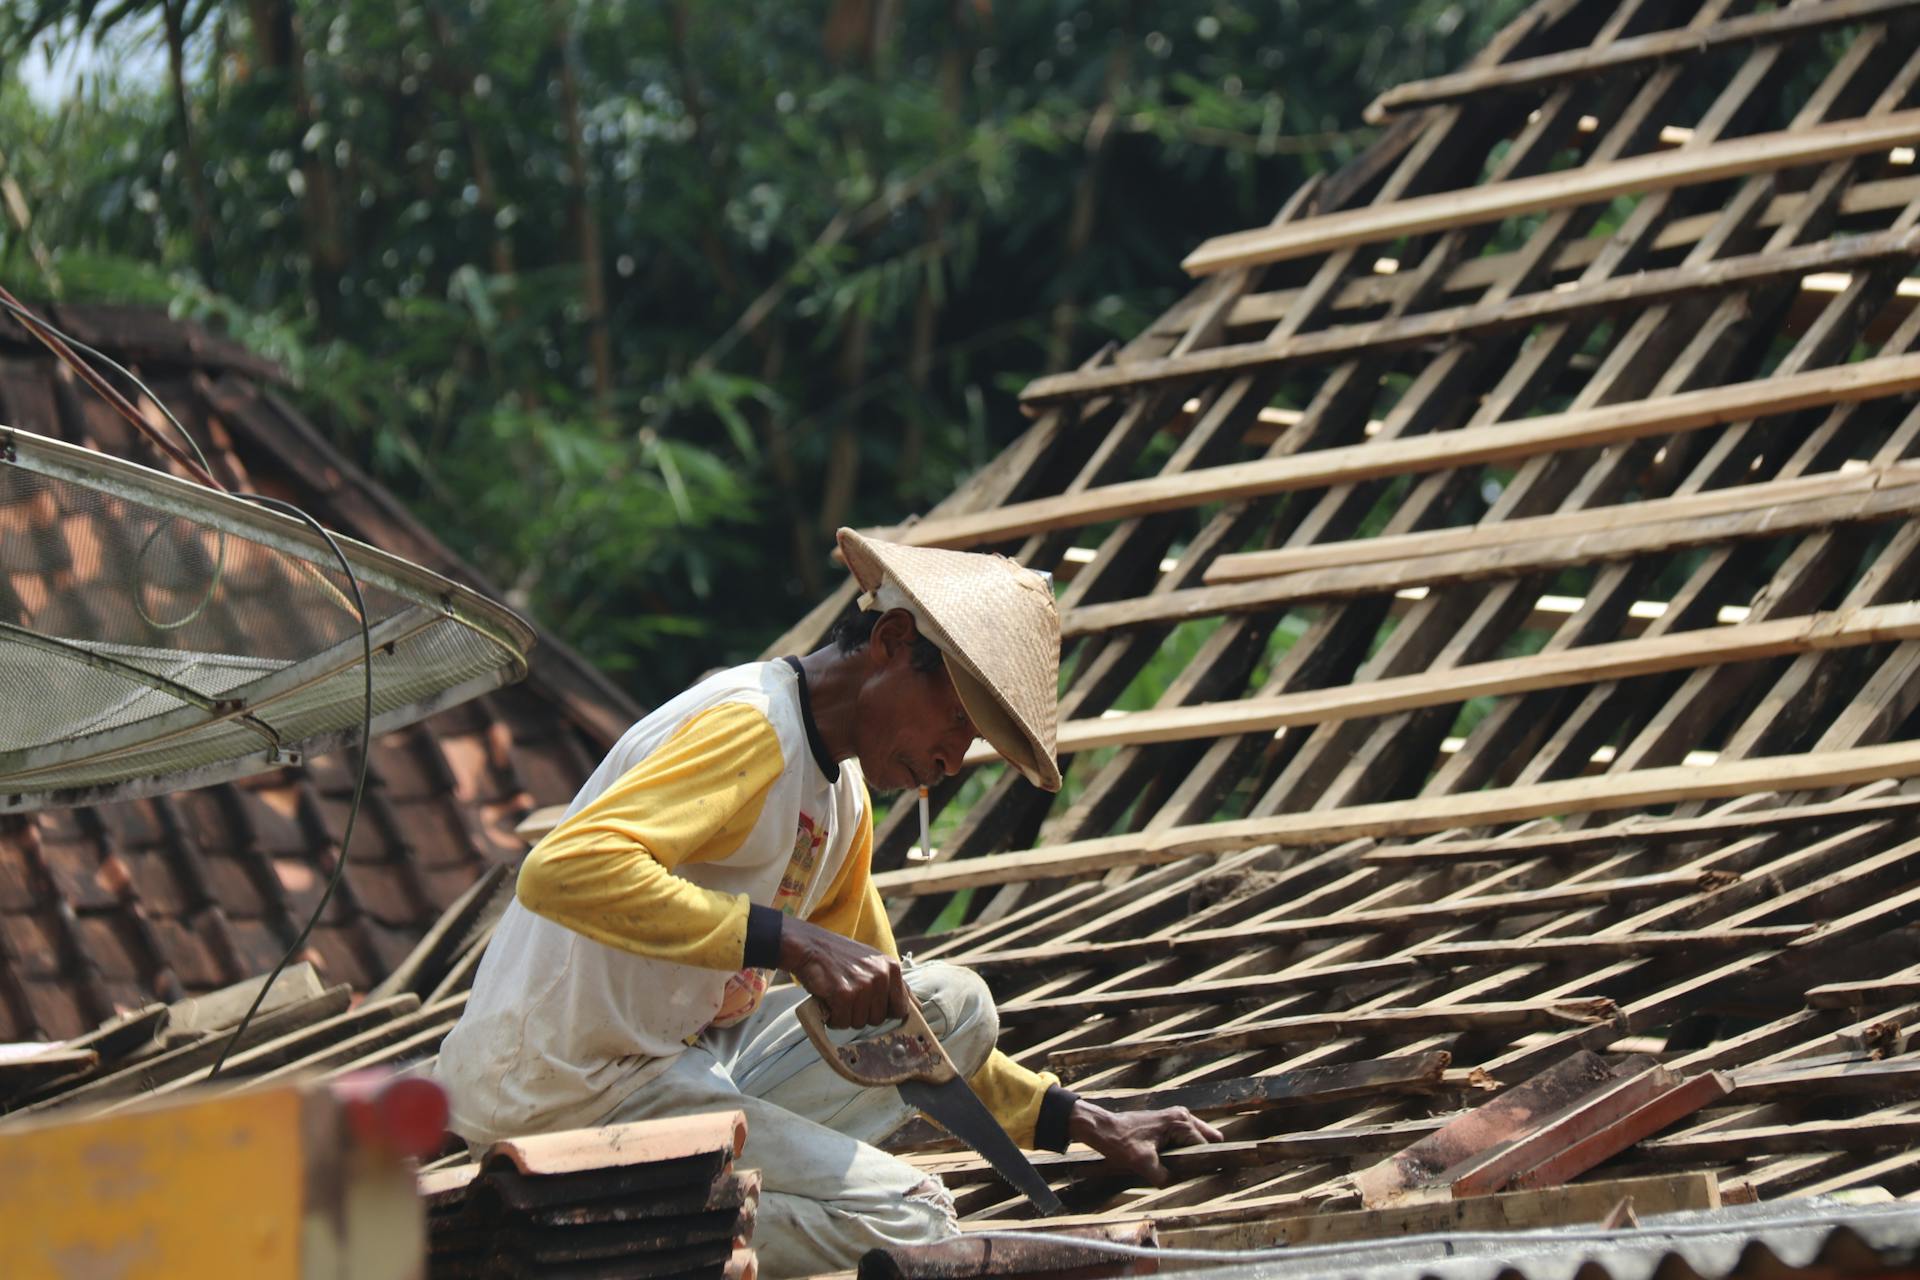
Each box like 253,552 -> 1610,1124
797,992 -> 958,1087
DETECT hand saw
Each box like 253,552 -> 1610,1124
798,994 -> 1064,1216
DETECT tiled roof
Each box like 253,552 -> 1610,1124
0,305 -> 634,1040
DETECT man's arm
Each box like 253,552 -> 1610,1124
516,702 -> 788,969
804,809 -> 1222,1174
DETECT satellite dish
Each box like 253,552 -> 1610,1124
0,424 -> 536,812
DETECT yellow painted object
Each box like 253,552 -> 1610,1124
0,1082 -> 424,1280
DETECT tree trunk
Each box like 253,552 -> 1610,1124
162,0 -> 218,286
1047,14 -> 1133,372
549,0 -> 615,417
246,0 -> 347,331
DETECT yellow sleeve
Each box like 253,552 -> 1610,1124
969,1051 -> 1066,1150
804,784 -> 1066,1148
516,702 -> 785,970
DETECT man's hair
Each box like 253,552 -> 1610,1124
825,612 -> 945,674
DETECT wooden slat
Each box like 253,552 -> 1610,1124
1158,1174 -> 1721,1251
1182,108 -> 1920,275
1084,1052 -> 1452,1118
1021,229 -> 1920,406
1364,791 -> 1920,865
1204,464 -> 1919,584
878,739 -> 1920,896
973,602 -> 1920,762
1046,999 -> 1620,1077
1366,0 -> 1920,122
1413,927 -> 1810,968
963,871 -> 1714,975
893,351 -> 1920,551
1158,175 -> 1920,340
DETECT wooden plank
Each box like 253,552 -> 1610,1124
1021,229 -> 1920,405
1046,999 -> 1620,1079
1159,175 -> 1920,341
0,1048 -> 97,1101
369,862 -> 510,1000
1181,108 -> 1920,275
1204,463 -> 1917,584
1069,475 -> 1920,635
922,1120 -> 1445,1189
893,350 -> 1920,551
11,985 -> 353,1113
962,871 -> 1714,974
1159,1174 -> 1721,1252
1413,927 -> 1810,968
1807,973 -> 1920,1008
977,602 -> 1920,763
1729,1056 -> 1920,1103
1366,0 -> 1920,121
1351,1052 -> 1626,1208
996,957 -> 1420,1024
1082,1052 -> 1452,1119
1364,792 -> 1920,865
1641,1115 -> 1920,1160
875,739 -> 1920,897
160,961 -> 325,1043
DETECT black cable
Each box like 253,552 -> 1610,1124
206,495 -> 372,1079
0,294 -> 375,1079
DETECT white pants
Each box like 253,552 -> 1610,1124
602,960 -> 996,1280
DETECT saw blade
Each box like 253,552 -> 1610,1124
899,1076 -> 1064,1216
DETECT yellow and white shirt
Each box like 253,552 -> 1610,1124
435,658 -> 1066,1148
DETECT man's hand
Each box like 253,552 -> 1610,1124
1067,1100 -> 1223,1186
779,917 -> 911,1029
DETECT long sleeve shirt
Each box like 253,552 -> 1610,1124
434,659 -> 1072,1150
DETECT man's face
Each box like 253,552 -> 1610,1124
852,612 -> 980,793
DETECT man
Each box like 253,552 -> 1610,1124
436,529 -> 1220,1278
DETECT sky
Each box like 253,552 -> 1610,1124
14,24 -> 167,107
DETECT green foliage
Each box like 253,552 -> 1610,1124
2,0 -> 1530,699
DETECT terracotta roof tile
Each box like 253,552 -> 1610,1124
119,849 -> 193,915
38,837 -> 119,913
369,732 -> 441,801
220,915 -> 294,979
146,914 -> 235,990
19,981 -> 88,1040
302,925 -> 373,991
0,827 -> 45,911
344,860 -> 427,928
436,732 -> 500,804
73,915 -> 145,983
231,784 -> 313,857
387,798 -> 474,869
92,798 -> 166,849
420,865 -> 485,914
1,912 -> 63,977
198,853 -> 269,919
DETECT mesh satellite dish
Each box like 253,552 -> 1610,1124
1,423 -> 536,812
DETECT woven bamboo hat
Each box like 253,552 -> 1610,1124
836,528 -> 1062,792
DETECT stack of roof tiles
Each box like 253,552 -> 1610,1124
417,1111 -> 759,1280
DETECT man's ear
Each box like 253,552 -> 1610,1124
867,608 -> 919,666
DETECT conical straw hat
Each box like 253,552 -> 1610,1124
836,528 -> 1061,792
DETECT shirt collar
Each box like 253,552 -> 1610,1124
779,656 -> 840,783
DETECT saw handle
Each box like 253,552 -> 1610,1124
797,992 -> 958,1087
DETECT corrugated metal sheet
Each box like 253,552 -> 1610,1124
1177,1200 -> 1920,1280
